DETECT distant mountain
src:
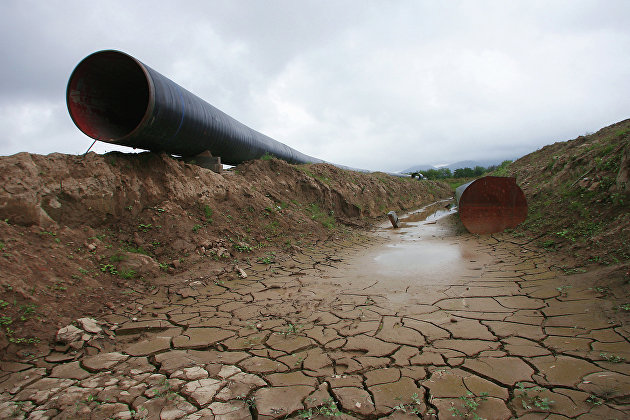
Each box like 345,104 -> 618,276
399,164 -> 436,173
401,158 -> 513,174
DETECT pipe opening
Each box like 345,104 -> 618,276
67,50 -> 150,141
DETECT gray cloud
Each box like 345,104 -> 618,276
1,0 -> 629,171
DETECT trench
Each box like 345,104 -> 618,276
2,201 -> 626,419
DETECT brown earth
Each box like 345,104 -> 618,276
0,152 -> 451,357
497,118 -> 629,272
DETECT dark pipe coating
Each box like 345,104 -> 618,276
67,50 -> 326,166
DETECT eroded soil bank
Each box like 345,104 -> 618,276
1,204 -> 628,419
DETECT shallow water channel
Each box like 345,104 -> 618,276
338,200 -> 493,292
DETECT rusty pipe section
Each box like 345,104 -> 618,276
67,50 -> 326,166
455,176 -> 527,234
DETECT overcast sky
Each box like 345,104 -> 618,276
1,1 -> 629,172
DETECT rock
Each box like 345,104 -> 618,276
117,252 -> 159,277
235,266 -> 247,278
56,325 -> 83,344
77,317 -> 102,334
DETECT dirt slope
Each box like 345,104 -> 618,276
496,118 -> 629,272
0,152 -> 451,356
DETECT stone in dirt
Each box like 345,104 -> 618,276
76,317 -> 102,334
55,325 -> 83,344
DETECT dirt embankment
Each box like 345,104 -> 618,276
0,152 -> 451,354
497,119 -> 629,272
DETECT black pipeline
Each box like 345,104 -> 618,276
67,50 -> 325,166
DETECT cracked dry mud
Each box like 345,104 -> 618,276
1,204 -> 629,419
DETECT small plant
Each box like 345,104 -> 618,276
556,285 -> 571,296
393,393 -> 423,414
52,282 -> 67,291
138,223 -> 153,232
600,352 -> 625,363
260,152 -> 275,161
617,303 -> 630,311
159,262 -> 169,271
78,267 -> 89,275
235,394 -> 256,408
100,264 -> 118,275
119,269 -> 137,279
150,378 -> 178,401
233,242 -> 252,253
449,392 -> 489,419
203,205 -> 214,223
539,240 -> 556,250
585,395 -> 603,406
192,224 -> 202,233
516,383 -> 553,411
109,253 -> 125,263
279,322 -> 303,337
258,252 -> 276,264
297,398 -> 341,418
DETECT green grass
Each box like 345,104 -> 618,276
307,203 -> 336,229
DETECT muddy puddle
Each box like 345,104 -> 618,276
337,200 -> 493,291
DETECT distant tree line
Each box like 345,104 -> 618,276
410,161 -> 512,180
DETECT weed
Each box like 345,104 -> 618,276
593,286 -> 611,296
449,391 -> 489,419
600,352 -> 625,363
393,392 -> 423,414
123,245 -> 148,255
109,253 -> 125,263
138,223 -> 152,232
585,395 -> 603,406
307,203 -> 335,229
297,398 -> 341,418
539,240 -> 556,250
203,205 -> 214,223
260,152 -> 275,161
119,269 -> 137,279
258,252 -> 276,264
235,394 -> 256,408
233,242 -> 253,253
150,378 -> 179,400
516,383 -> 553,411
560,266 -> 587,275
192,224 -> 202,233
616,303 -> 630,311
52,282 -> 67,291
556,285 -> 571,296
100,264 -> 118,275
279,322 -> 303,337
78,267 -> 90,275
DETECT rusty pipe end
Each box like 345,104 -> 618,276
456,176 -> 527,234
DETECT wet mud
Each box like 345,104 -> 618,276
1,202 -> 629,419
